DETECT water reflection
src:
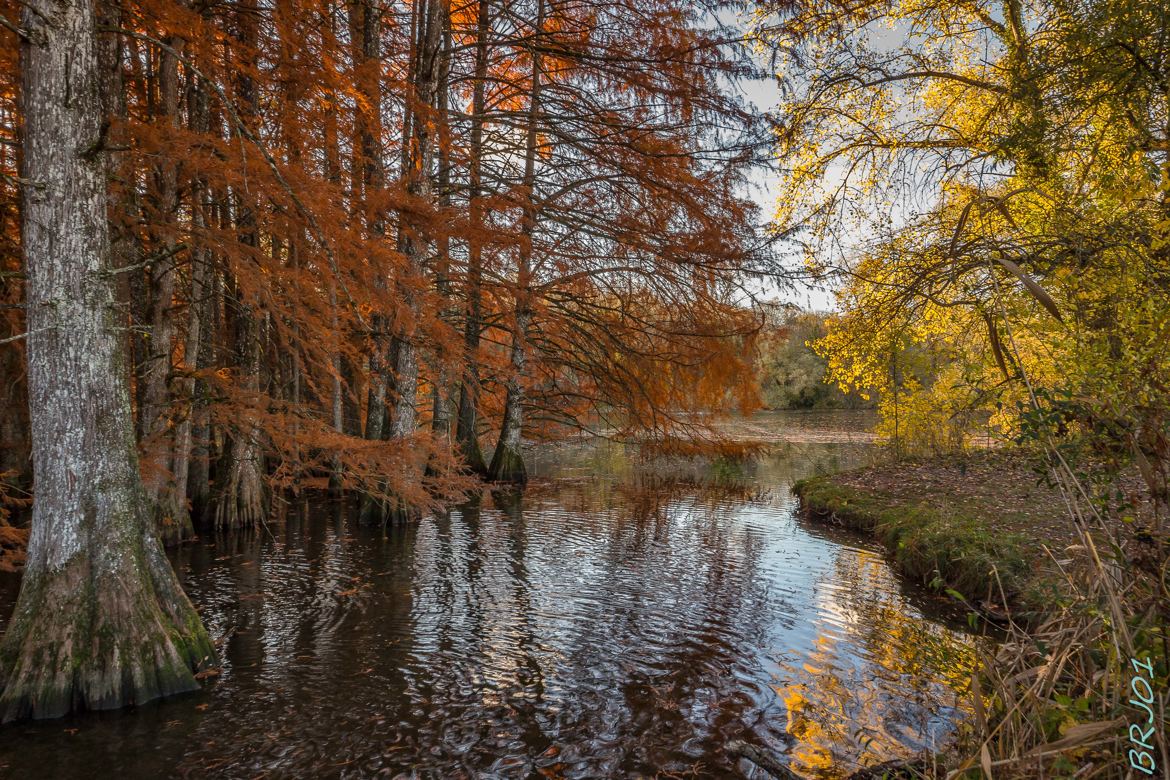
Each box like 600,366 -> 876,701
0,411 -> 973,779
775,544 -> 973,775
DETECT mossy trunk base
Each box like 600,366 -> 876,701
10,0 -> 216,723
0,537 -> 215,721
489,445 -> 527,485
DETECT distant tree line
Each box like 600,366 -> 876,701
754,306 -> 870,411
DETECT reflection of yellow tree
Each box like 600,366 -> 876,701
775,547 -> 977,778
779,638 -> 850,776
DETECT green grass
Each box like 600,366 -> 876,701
793,475 -> 1044,615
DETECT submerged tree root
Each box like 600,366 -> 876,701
358,490 -> 421,526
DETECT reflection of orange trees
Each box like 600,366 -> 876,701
777,546 -> 976,778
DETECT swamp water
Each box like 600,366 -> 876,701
0,411 -> 976,779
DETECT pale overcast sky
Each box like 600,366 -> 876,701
718,5 -> 840,313
737,72 -> 839,313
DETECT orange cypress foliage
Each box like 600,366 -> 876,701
0,0 -> 27,510
0,0 -> 775,529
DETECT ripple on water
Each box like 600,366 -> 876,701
0,430 -> 974,780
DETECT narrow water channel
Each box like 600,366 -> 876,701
0,411 -> 975,778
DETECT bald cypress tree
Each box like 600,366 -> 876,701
0,9 -> 214,720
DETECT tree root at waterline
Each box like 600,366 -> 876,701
0,532 -> 216,721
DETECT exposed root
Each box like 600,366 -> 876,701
489,444 -> 527,485
211,430 -> 267,531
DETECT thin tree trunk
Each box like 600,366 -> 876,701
187,239 -> 219,517
213,0 -> 268,530
391,0 -> 444,443
141,37 -> 193,543
0,78 -> 28,493
348,0 -> 392,523
455,0 -> 490,476
323,50 -> 347,492
172,66 -> 212,519
0,6 -> 214,720
348,0 -> 389,450
430,9 -> 455,445
490,0 -> 544,484
328,279 -> 345,494
172,245 -> 208,526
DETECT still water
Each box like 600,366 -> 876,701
0,411 -> 974,779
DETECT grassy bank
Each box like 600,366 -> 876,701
792,452 -> 1076,618
794,451 -> 1167,777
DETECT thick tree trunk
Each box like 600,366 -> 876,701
1,5 -> 214,720
213,297 -> 267,530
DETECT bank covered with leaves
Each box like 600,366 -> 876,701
754,0 -> 1170,771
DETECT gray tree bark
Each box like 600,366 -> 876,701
490,0 -> 544,484
171,65 -> 212,522
430,9 -> 455,446
391,0 -> 445,443
0,8 -> 214,720
454,0 -> 491,477
212,0 -> 268,530
141,38 -> 193,543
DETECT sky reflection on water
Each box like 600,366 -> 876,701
0,411 -> 975,779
